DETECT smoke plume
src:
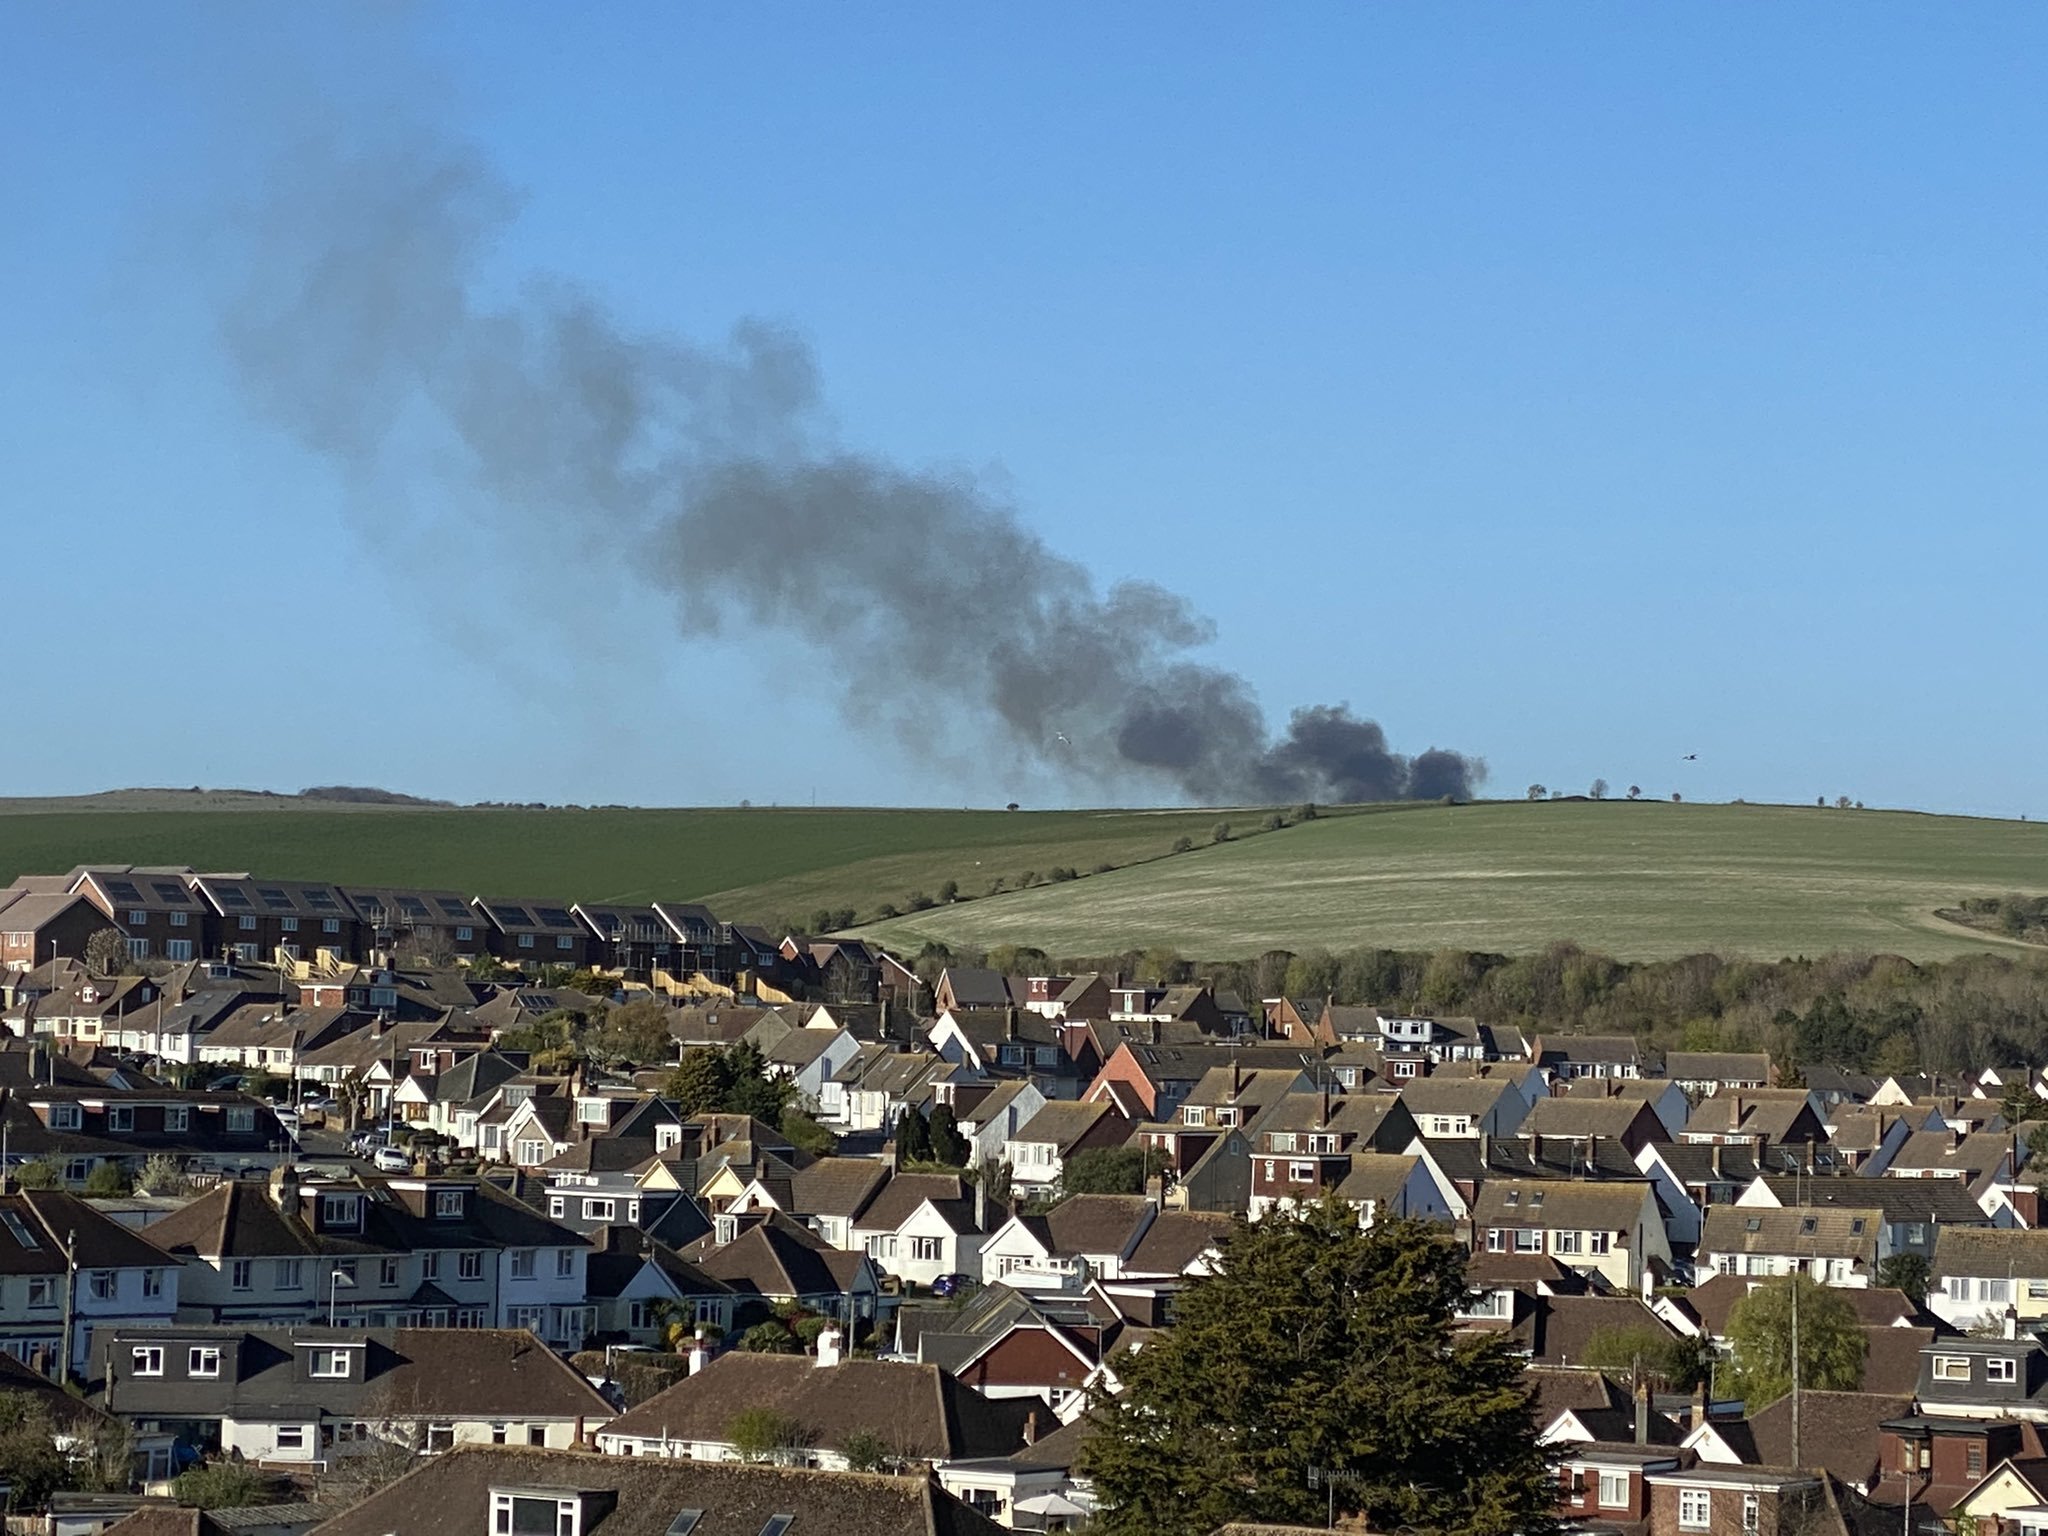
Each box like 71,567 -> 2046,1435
222,134 -> 1484,805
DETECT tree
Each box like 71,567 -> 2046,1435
1211,821 -> 1233,844
0,1393 -> 71,1510
1836,795 -> 1853,810
1526,784 -> 1547,801
583,999 -> 673,1069
927,1103 -> 968,1167
842,1428 -> 895,1473
1672,791 -> 1683,803
84,1162 -> 132,1198
175,1461 -> 276,1510
1170,836 -> 1194,854
1084,1204 -> 1558,1536
1590,779 -> 1609,800
467,952 -> 509,982
780,1107 -> 837,1157
1875,1252 -> 1931,1306
1627,785 -> 1642,800
1059,1146 -> 1166,1197
895,1106 -> 933,1164
1579,1326 -> 1710,1391
1723,1274 -> 1866,1409
665,1047 -> 734,1114
135,1154 -> 190,1196
84,927 -> 132,977
727,1406 -> 806,1462
739,1321 -> 801,1356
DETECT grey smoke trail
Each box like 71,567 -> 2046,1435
222,135 -> 1485,804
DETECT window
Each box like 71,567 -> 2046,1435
1513,1229 -> 1541,1253
1289,1161 -> 1317,1183
556,935 -> 573,950
492,1493 -> 580,1536
239,915 -> 257,931
577,1101 -> 610,1126
165,940 -> 193,962
1216,1108 -> 1239,1126
131,1346 -> 164,1376
517,1139 -> 546,1165
556,1249 -> 574,1277
309,1349 -> 352,1378
581,1199 -> 615,1221
492,1423 -> 508,1445
422,1252 -> 441,1280
518,935 -> 535,950
1933,1355 -> 1972,1381
1598,1471 -> 1628,1510
26,1278 -> 54,1308
456,927 -> 473,942
322,1195 -> 360,1227
2030,1280 -> 2048,1301
1554,1230 -> 1583,1255
189,1346 -> 220,1378
1969,1441 -> 1985,1477
1679,1489 -> 1712,1531
1744,1493 -> 1760,1533
48,1104 -> 81,1131
281,916 -> 299,932
1983,1279 -> 2012,1303
88,1271 -> 115,1300
510,1249 -> 536,1280
231,1260 -> 253,1291
106,1105 -> 135,1133
275,1426 -> 306,1451
509,1305 -> 545,1330
911,1235 -> 942,1262
127,937 -> 150,959
381,1258 -> 400,1286
1486,1228 -> 1505,1252
275,1258 -> 304,1290
1989,1357 -> 2018,1383
427,1424 -> 455,1452
142,1269 -> 163,1298
1589,1231 -> 1612,1255
333,1259 -> 357,1287
324,918 -> 341,934
528,1425 -> 547,1447
128,910 -> 148,927
549,1196 -> 565,1218
165,1106 -> 188,1132
1182,1106 -> 1204,1125
458,1251 -> 483,1281
226,1107 -> 254,1133
435,1189 -> 465,1219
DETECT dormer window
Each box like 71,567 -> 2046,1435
1989,1357 -> 2018,1383
308,1349 -> 353,1378
715,1214 -> 739,1245
322,1195 -> 361,1228
48,1104 -> 81,1131
435,1190 -> 465,1219
492,1491 -> 592,1536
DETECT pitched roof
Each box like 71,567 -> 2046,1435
787,1158 -> 891,1221
1933,1226 -> 2048,1280
305,1444 -> 1005,1536
1742,1391 -> 1915,1485
1471,1178 -> 1654,1232
1124,1210 -> 1234,1275
1522,1095 -> 1660,1139
1664,1053 -> 1774,1082
600,1353 -> 1030,1461
1700,1204 -> 1881,1260
1011,1099 -> 1128,1152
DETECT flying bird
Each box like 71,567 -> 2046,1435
1054,732 -> 1071,746
1681,753 -> 1697,761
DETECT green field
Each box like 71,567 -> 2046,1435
0,797 -> 1247,928
1,795 -> 2043,961
859,800 -> 2048,962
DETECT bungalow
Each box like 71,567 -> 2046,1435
1534,1034 -> 1649,1081
1680,1090 -> 1829,1149
1664,1052 -> 1775,1096
1005,1101 -> 1134,1195
1396,1075 -> 1533,1139
979,1195 -> 1160,1291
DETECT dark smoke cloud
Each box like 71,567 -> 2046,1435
222,134 -> 1484,805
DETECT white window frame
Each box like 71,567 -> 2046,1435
1989,1357 -> 2018,1384
189,1346 -> 221,1378
131,1345 -> 164,1377
308,1349 -> 352,1378
274,1425 -> 306,1450
458,1251 -> 483,1281
1598,1470 -> 1628,1509
1679,1489 -> 1712,1531
510,1249 -> 536,1280
1933,1355 -> 1972,1382
165,1106 -> 188,1132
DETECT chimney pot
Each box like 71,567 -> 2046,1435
816,1324 -> 843,1369
1634,1376 -> 1651,1445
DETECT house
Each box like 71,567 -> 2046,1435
936,1412 -> 1098,1529
959,1081 -> 1049,1169
1472,1178 -> 1670,1292
0,1083 -> 295,1187
1698,1204 -> 1883,1286
140,1169 -> 593,1347
979,1196 -> 1160,1290
1665,1053 -> 1776,1096
1005,1101 -> 1134,1194
594,1343 -> 1033,1467
672,1210 -> 883,1325
1083,1041 -> 1318,1123
1172,1064 -> 1314,1134
1680,1090 -> 1830,1149
189,877 -> 362,968
1553,1441 -> 1684,1526
1930,1229 -> 2048,1332
1685,1390 -> 1913,1493
582,1225 -> 737,1345
928,1009 -> 1095,1099
0,892 -> 117,972
1396,1075 -> 1533,1139
570,904 -> 675,978
1522,1090 -> 1674,1155
1535,1034 -> 1649,1080
1737,1175 -> 1988,1269
1643,1466 -> 1833,1536
285,1443 -> 1009,1536
934,969 -> 1018,1015
1824,1107 -> 1918,1174
899,1284 -> 1117,1412
1244,1090 -> 1421,1216
336,888 -> 490,964
93,1325 -> 614,1466
71,869 -> 208,966
847,1173 -> 984,1287
0,1187 -> 181,1377
471,899 -> 599,969
1334,1154 -> 1455,1227
1911,1332 -> 2048,1421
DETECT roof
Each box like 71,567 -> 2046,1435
1471,1178 -> 1654,1232
1755,1177 -> 1988,1227
1124,1210 -> 1235,1275
0,892 -> 97,934
787,1158 -> 891,1221
1395,1077 -> 1521,1114
1521,1096 -> 1660,1139
1742,1391 -> 1914,1485
1533,1296 -> 1678,1369
853,1173 -> 972,1234
0,1189 -> 178,1275
1665,1053 -> 1774,1082
98,1327 -> 614,1421
1333,1153 -> 1425,1208
1701,1204 -> 1882,1260
1011,1099 -> 1127,1152
1684,1093 -> 1818,1142
1686,1276 -> 1926,1337
599,1353 -> 1030,1461
97,1512 -> 231,1536
1032,1194 -> 1155,1258
937,969 -> 1015,1009
305,1445 -> 1005,1536
1933,1226 -> 2048,1280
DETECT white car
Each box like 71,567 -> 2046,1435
372,1146 -> 412,1174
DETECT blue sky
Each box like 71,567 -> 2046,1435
3,6 -> 2043,814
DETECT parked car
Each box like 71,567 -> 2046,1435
930,1273 -> 973,1299
372,1145 -> 412,1174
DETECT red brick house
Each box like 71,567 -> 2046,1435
0,892 -> 116,971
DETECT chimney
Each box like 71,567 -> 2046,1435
2006,1305 -> 2020,1342
815,1324 -> 843,1369
1731,1093 -> 1743,1126
1690,1379 -> 1708,1430
973,1176 -> 988,1233
1634,1376 -> 1651,1445
1232,1057 -> 1243,1096
687,1329 -> 709,1375
1531,1133 -> 1544,1166
1710,1143 -> 1724,1180
1022,1408 -> 1039,1446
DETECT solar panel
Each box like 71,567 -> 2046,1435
666,1514 -> 703,1536
217,887 -> 253,909
536,907 -> 574,928
399,897 -> 431,918
0,1211 -> 39,1250
106,880 -> 143,903
259,888 -> 294,910
150,882 -> 191,904
438,898 -> 472,919
490,906 -> 532,927
305,890 -> 339,911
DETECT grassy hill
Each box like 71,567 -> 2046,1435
1,795 -> 2041,961
859,800 -> 2048,962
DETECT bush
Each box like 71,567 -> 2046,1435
11,1160 -> 63,1190
1091,862 -> 1115,875
937,881 -> 959,904
1261,812 -> 1287,832
1050,866 -> 1078,882
83,1162 -> 132,1198
906,891 -> 935,912
741,1321 -> 800,1354
727,1407 -> 805,1463
780,1107 -> 837,1157
1211,821 -> 1233,843
176,1462 -> 276,1510
137,1154 -> 189,1197
1171,837 -> 1194,854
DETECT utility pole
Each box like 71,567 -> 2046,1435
1790,1267 -> 1802,1470
59,1227 -> 77,1387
